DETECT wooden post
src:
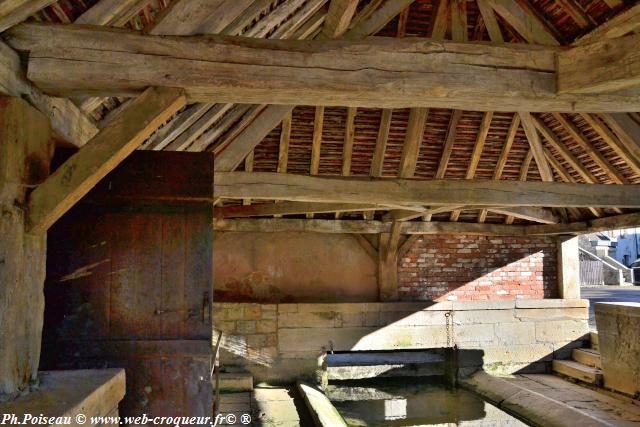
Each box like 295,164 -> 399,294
0,96 -> 53,398
378,222 -> 401,301
557,236 -> 580,299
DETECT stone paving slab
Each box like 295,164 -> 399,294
463,371 -> 640,427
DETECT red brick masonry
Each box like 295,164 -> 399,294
399,235 -> 558,301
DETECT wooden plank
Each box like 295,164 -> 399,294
216,202 -> 389,218
214,218 -> 530,235
190,104 -> 253,153
477,0 -> 503,42
551,113 -> 626,184
11,24 -> 640,112
243,150 -> 254,206
480,114 -> 519,223
149,0 -> 252,36
214,105 -> 294,172
277,112 -> 292,174
310,106 -> 324,175
398,108 -> 427,178
320,0 -> 359,39
0,0 -> 56,33
429,0 -> 448,39
75,0 -> 148,26
452,112 -> 492,221
370,109 -> 392,177
558,34 -> 640,94
28,87 -> 186,234
143,103 -> 212,151
0,40 -> 98,148
214,172 -> 640,208
575,3 -> 640,45
527,212 -> 640,236
342,107 -> 357,176
486,0 -> 560,45
436,110 -> 463,179
519,112 -> 553,182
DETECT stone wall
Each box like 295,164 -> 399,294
214,299 -> 589,383
399,235 -> 558,301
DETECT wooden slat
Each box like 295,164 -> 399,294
214,172 -> 640,208
214,105 -> 294,172
0,0 -> 56,33
75,0 -> 149,26
599,113 -> 640,172
320,0 -> 359,39
28,87 -> 186,234
277,111 -> 292,174
143,103 -> 212,151
341,107 -> 357,176
477,0 -> 504,42
581,113 -> 640,176
452,112 -> 492,221
190,104 -> 253,153
480,114 -> 519,223
575,3 -> 640,45
451,0 -> 468,42
149,0 -> 253,36
0,40 -> 98,148
533,116 -> 598,183
398,108 -> 428,178
558,34 -> 640,94
429,0 -> 448,39
244,0 -> 308,38
488,207 -> 559,224
519,112 -> 553,182
436,110 -> 463,179
272,0 -> 328,39
551,113 -> 626,184
486,0 -> 560,45
310,106 -> 324,175
243,150 -> 254,206
554,0 -> 594,29
370,109 -> 392,178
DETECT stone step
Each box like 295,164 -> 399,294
590,331 -> 599,352
571,348 -> 602,369
218,372 -> 253,392
552,360 -> 603,386
326,351 -> 445,381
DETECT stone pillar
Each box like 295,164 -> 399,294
0,96 -> 52,398
557,236 -> 580,299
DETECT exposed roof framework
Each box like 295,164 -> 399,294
1,0 -> 640,234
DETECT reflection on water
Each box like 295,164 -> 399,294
326,380 -> 527,427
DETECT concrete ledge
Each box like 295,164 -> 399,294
297,382 -> 347,427
0,369 -> 125,424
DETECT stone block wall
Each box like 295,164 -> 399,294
398,235 -> 558,301
214,299 -> 588,383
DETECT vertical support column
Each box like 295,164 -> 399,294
0,96 -> 52,398
378,222 -> 401,301
557,235 -> 580,299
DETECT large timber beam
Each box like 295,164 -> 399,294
0,41 -> 98,147
8,23 -> 640,113
214,172 -> 640,208
558,34 -> 640,94
574,3 -> 640,45
214,202 -> 411,218
0,0 -> 56,33
527,212 -> 640,236
27,87 -> 186,234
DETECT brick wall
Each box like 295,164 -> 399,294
398,235 -> 558,301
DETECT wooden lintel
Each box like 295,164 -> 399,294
27,87 -> 186,234
214,172 -> 640,208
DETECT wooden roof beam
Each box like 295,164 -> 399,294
575,3 -> 640,45
559,34 -> 640,94
215,202 -> 419,219
214,172 -> 640,208
12,24 -> 640,113
581,113 -> 640,176
485,0 -> 560,45
319,0 -> 359,39
0,0 -> 56,33
28,87 -> 186,234
519,112 -> 553,182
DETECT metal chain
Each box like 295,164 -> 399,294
445,311 -> 453,347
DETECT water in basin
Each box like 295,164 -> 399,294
326,379 -> 527,426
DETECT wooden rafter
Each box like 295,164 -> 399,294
28,87 -> 186,234
436,110 -> 463,179
215,202 -> 408,219
519,112 -> 553,182
581,113 -> 640,176
551,113 -> 626,185
485,0 -> 560,45
451,111 -> 492,221
477,0 -> 504,42
277,111 -> 292,174
320,0 -> 359,39
0,0 -> 56,33
505,149 -> 532,224
575,3 -> 640,45
214,172 -> 640,208
554,0 -> 594,29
